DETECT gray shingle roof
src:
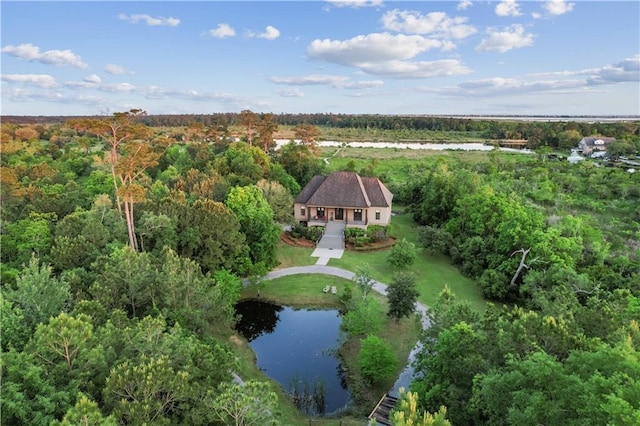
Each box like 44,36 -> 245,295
294,172 -> 392,208
294,175 -> 325,204
580,137 -> 616,146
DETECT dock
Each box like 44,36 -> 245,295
368,393 -> 399,426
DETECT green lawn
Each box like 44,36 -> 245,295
328,212 -> 487,313
275,240 -> 317,268
242,274 -> 352,308
273,211 -> 487,313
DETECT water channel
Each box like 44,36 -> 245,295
234,300 -> 352,416
275,139 -> 535,153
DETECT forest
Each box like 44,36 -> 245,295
1,110 -> 639,425
4,112 -> 640,150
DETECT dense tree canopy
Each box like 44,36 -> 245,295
1,113 -> 638,424
226,185 -> 281,268
0,113 -> 299,424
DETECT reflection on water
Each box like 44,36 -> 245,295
235,300 -> 351,416
235,300 -> 284,342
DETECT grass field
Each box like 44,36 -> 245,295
270,207 -> 488,312
274,210 -> 487,313
272,125 -> 486,143
320,147 -> 533,188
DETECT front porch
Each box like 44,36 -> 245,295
307,218 -> 368,229
304,206 -> 368,229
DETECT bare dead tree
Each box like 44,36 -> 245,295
572,283 -> 600,295
510,248 -> 540,287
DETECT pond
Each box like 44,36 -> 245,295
234,300 -> 351,416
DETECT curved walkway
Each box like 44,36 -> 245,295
259,265 -> 431,397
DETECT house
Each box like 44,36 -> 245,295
577,136 -> 616,155
293,171 -> 393,229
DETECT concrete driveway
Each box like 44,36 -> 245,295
312,221 -> 346,265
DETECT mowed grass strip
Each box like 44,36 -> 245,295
241,274 -> 351,308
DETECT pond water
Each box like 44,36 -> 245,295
234,300 -> 351,416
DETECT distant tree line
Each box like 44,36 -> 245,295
3,113 -> 639,147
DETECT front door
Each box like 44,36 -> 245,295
335,208 -> 344,220
354,209 -> 363,222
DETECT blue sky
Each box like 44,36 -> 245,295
1,1 -> 639,116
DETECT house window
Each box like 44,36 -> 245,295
375,210 -> 381,220
354,209 -> 362,222
300,206 -> 306,217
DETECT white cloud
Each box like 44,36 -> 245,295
495,0 -> 522,17
586,55 -> 640,85
426,77 -> 586,98
141,86 -> 254,109
2,87 -> 108,106
381,10 -> 477,39
100,82 -> 136,93
104,64 -> 129,75
84,74 -> 102,84
277,88 -> 304,97
118,13 -> 180,27
476,25 -> 534,53
248,26 -> 280,40
532,12 -> 542,19
1,43 -> 88,68
341,80 -> 384,89
259,25 -> 281,40
460,77 -> 581,94
208,23 -> 236,39
543,0 -> 575,16
3,88 -> 64,103
457,1 -> 473,11
423,56 -> 639,99
324,0 -> 383,9
271,74 -> 350,86
270,74 -> 384,89
308,33 -> 446,65
65,74 -> 102,89
308,33 -> 471,78
357,59 -> 472,78
1,73 -> 57,88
